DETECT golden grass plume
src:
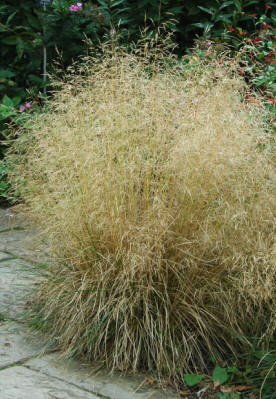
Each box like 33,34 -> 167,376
9,43 -> 276,381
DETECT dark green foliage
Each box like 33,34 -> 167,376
0,1 -> 105,134
1,0 -> 273,107
182,338 -> 276,398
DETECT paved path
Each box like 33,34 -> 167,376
0,208 -> 178,399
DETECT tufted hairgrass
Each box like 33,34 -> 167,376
8,42 -> 276,382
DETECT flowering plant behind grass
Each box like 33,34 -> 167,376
0,94 -> 35,202
225,8 -> 275,115
196,4 -> 276,129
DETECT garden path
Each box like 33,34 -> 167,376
0,207 -> 177,399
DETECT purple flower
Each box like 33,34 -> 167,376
110,28 -> 115,35
180,100 -> 186,105
193,98 -> 199,103
76,2 -> 82,8
207,41 -> 212,46
5,213 -> 14,217
25,103 -> 31,109
19,105 -> 25,112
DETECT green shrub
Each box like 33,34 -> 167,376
8,42 -> 276,382
205,4 -> 276,117
1,1 -> 273,108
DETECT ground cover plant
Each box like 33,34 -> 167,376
7,40 -> 276,392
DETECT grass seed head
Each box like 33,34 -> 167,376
8,41 -> 276,382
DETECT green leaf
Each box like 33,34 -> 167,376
16,37 -> 24,59
219,1 -> 234,10
212,366 -> 229,385
2,95 -> 14,108
244,0 -> 260,5
0,5 -> 8,13
197,6 -> 214,15
217,394 -> 239,399
12,96 -> 21,106
110,0 -> 126,7
190,22 -> 205,29
227,366 -> 238,373
28,74 -> 43,85
0,70 -> 15,79
184,374 -> 205,386
26,13 -> 41,30
97,0 -> 108,9
6,11 -> 17,25
2,36 -> 17,45
233,0 -> 242,12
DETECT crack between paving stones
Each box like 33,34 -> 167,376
0,353 -> 43,371
0,314 -> 24,323
22,364 -> 113,399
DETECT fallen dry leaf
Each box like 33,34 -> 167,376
179,390 -> 190,396
233,385 -> 255,392
220,386 -> 233,393
213,381 -> 220,389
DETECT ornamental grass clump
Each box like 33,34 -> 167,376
9,43 -> 275,382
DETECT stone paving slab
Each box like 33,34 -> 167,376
0,207 -> 179,399
0,208 -> 46,319
0,366 -> 101,399
0,321 -> 43,369
25,354 -> 177,399
0,261 -> 35,319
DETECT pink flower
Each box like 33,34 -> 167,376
70,3 -> 82,11
207,41 -> 212,46
5,213 -> 14,217
69,5 -> 78,11
19,105 -> 25,112
180,100 -> 186,105
110,28 -> 115,35
25,103 -> 31,109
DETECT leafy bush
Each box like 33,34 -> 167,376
205,4 -> 276,115
8,42 -> 276,383
2,1 -> 273,107
0,1 -> 105,142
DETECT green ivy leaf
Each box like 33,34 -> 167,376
212,366 -> 229,385
184,373 -> 205,386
